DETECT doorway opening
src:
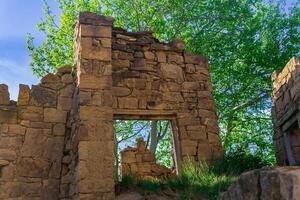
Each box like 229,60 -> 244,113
113,120 -> 177,180
286,122 -> 300,165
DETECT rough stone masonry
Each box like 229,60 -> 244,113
272,57 -> 300,166
0,12 -> 222,199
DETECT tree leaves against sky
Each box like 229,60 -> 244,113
26,0 -> 300,163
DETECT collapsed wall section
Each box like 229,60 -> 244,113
0,66 -> 75,199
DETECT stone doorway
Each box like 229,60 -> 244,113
114,119 -> 179,180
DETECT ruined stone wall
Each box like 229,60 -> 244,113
110,26 -> 222,162
0,12 -> 222,200
0,66 -> 75,199
272,57 -> 300,165
121,139 -> 173,179
73,13 -> 116,199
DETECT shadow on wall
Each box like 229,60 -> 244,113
272,57 -> 300,166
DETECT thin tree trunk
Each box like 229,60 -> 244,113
150,120 -> 158,154
114,129 -> 119,181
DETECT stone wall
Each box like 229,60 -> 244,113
121,138 -> 173,179
218,167 -> 300,200
272,57 -> 300,165
0,66 -> 75,199
110,23 -> 222,163
0,12 -> 222,199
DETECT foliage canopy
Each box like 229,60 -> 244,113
26,0 -> 300,163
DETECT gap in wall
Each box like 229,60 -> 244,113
113,119 -> 175,180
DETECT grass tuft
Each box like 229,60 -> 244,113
117,153 -> 273,199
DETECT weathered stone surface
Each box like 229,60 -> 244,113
21,128 -> 47,157
160,63 -> 184,83
57,65 -> 73,74
80,37 -> 111,60
29,85 -> 57,107
53,123 -> 66,136
0,149 -> 16,161
121,139 -> 173,179
8,124 -> 26,135
17,158 -> 50,178
218,167 -> 300,200
0,159 -> 9,166
80,24 -> 112,38
0,84 -> 10,105
0,108 -> 17,123
79,75 -> 111,89
44,108 -> 67,123
18,84 -> 30,106
184,53 -> 208,64
118,97 -> 139,109
112,87 -> 131,97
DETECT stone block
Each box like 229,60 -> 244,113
184,53 -> 208,64
21,128 -> 47,157
53,123 -> 66,136
156,51 -> 166,62
8,124 -> 26,135
0,136 -> 23,149
44,108 -> 67,123
0,108 -> 17,123
0,182 -> 22,199
29,121 -> 52,129
79,75 -> 111,89
18,84 -> 30,106
41,73 -> 60,83
29,85 -> 57,107
41,179 -> 60,200
144,51 -> 155,60
112,87 -> 131,97
61,74 -> 74,83
0,84 -> 10,105
188,130 -> 207,140
0,149 -> 16,161
80,37 -> 111,60
17,158 -> 50,178
43,137 -> 64,161
80,106 -> 112,121
168,52 -> 184,64
57,65 -> 73,74
180,140 -> 197,156
80,24 -> 112,38
58,96 -> 73,110
160,63 -> 184,83
197,143 -> 212,160
112,59 -> 130,70
208,132 -> 221,146
118,97 -> 139,109
142,153 -> 155,162
60,84 -> 74,97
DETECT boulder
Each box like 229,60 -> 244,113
218,167 -> 300,200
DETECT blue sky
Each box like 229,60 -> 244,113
0,0 -> 297,100
0,0 -> 60,100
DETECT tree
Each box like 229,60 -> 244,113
27,0 -> 300,163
